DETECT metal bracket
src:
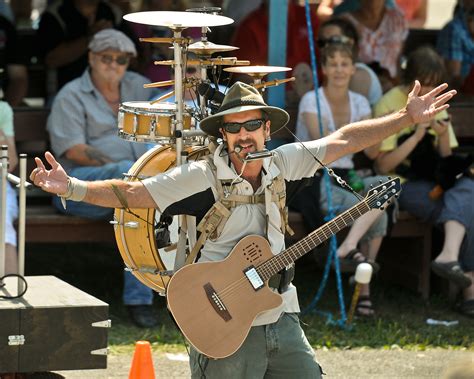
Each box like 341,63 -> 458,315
8,335 -> 25,346
90,347 -> 109,356
91,319 -> 112,328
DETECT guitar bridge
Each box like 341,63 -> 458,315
204,283 -> 232,322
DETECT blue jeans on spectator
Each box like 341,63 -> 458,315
52,160 -> 154,306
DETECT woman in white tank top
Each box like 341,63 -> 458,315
295,42 -> 388,317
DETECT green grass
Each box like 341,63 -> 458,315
24,243 -> 474,352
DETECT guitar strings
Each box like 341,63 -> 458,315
215,185 -> 392,302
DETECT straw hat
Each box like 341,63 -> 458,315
200,82 -> 289,138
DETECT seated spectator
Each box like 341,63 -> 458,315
437,0 -> 474,94
0,100 -> 18,274
0,11 -> 28,106
332,0 -> 427,29
374,46 -> 474,318
36,0 -> 139,94
46,29 -> 159,327
337,0 -> 408,90
295,42 -> 387,317
318,17 -> 383,106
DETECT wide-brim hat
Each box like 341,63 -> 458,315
200,82 -> 289,138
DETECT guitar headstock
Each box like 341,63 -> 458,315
365,177 -> 401,210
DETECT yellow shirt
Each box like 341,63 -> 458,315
374,86 -> 458,152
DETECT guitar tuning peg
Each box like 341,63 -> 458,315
380,207 -> 385,211
395,194 -> 399,198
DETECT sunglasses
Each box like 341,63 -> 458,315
96,53 -> 130,66
317,35 -> 353,48
222,119 -> 266,134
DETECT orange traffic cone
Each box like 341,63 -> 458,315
129,340 -> 156,379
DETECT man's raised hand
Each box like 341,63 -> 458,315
406,81 -> 457,124
30,151 -> 69,195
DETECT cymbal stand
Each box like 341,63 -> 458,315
172,27 -> 186,166
198,28 -> 211,118
0,145 -> 7,280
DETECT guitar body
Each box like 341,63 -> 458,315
166,235 -> 283,359
167,178 -> 401,359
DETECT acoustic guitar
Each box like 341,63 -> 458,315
167,178 -> 400,359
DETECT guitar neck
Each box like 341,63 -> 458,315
257,198 -> 371,280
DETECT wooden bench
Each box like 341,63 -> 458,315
13,107 -> 115,244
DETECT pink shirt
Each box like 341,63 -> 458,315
342,7 -> 408,78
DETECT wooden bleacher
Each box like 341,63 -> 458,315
13,107 -> 115,244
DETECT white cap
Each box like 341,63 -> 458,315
354,263 -> 373,284
88,29 -> 137,56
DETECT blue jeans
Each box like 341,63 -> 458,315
190,313 -> 322,378
52,160 -> 154,305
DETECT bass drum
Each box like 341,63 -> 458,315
114,144 -> 209,294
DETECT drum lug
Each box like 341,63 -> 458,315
150,116 -> 157,138
109,220 -> 139,228
125,221 -> 139,228
133,113 -> 138,134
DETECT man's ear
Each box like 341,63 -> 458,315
265,121 -> 271,138
219,128 -> 226,141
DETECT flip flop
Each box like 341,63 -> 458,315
337,249 -> 380,274
431,261 -> 472,289
355,295 -> 375,318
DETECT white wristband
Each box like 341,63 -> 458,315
58,177 -> 88,202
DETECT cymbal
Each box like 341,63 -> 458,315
187,41 -> 239,55
224,66 -> 292,76
155,57 -> 250,66
124,11 -> 233,28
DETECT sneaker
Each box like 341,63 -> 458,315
127,305 -> 159,328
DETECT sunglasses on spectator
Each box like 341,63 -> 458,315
222,119 -> 266,134
96,53 -> 130,66
317,35 -> 353,48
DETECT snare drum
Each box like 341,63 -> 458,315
113,144 -> 209,294
118,101 -> 192,143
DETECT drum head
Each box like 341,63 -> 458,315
114,145 -> 209,294
120,101 -> 179,114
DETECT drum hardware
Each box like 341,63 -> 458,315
124,221 -> 139,229
109,220 -> 139,228
149,77 -> 200,105
253,77 -> 296,91
139,37 -> 192,45
124,265 -> 163,275
143,80 -> 174,88
154,58 -> 250,66
225,65 -> 293,90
